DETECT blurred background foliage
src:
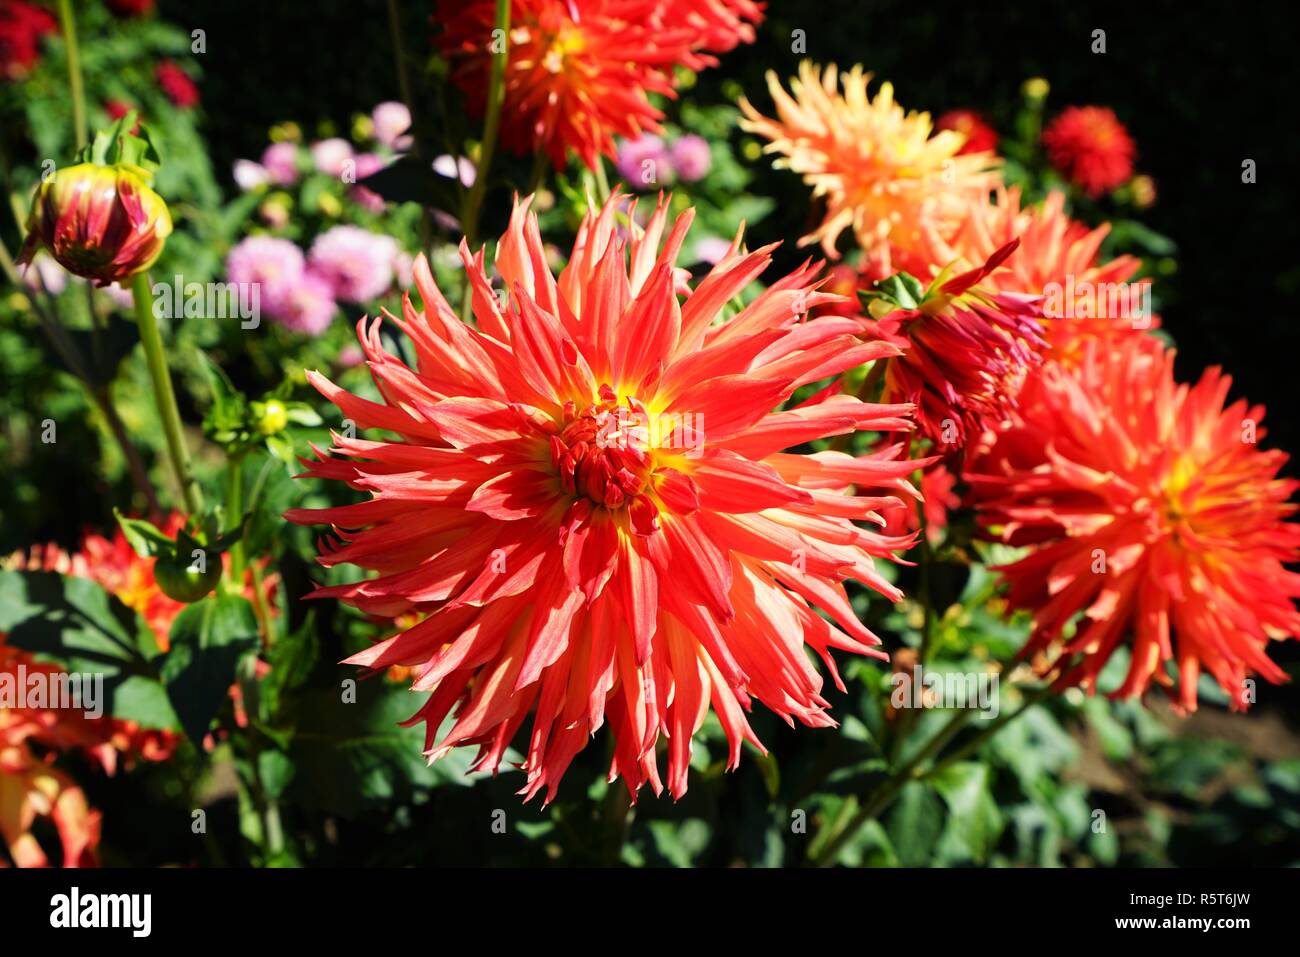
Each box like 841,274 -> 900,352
1,0 -> 1297,866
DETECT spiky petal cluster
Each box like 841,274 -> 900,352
967,337 -> 1300,710
920,188 -> 1152,363
289,193 -> 924,802
861,241 -> 1045,453
436,0 -> 759,172
738,62 -> 1000,261
1042,106 -> 1136,198
650,0 -> 764,57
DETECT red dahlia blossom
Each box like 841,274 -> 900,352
935,109 -> 998,156
0,0 -> 56,80
290,193 -> 924,801
107,0 -> 155,16
435,0 -> 754,171
1042,106 -> 1135,198
19,162 -> 173,284
968,337 -> 1300,711
650,0 -> 764,57
155,60 -> 199,109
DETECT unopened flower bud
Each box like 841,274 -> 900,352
19,162 -> 172,284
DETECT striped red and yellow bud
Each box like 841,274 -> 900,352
18,162 -> 172,285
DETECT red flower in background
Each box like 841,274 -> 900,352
1043,106 -> 1135,197
435,0 -> 759,171
651,0 -> 764,58
290,193 -> 923,802
967,337 -> 1300,711
106,0 -> 154,16
0,0 -> 56,80
936,109 -> 998,156
155,59 -> 199,108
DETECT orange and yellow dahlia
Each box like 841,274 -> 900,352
290,193 -> 924,801
967,337 -> 1300,710
739,62 -> 1000,263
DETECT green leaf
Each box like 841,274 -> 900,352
884,780 -> 945,866
0,570 -> 175,728
113,510 -> 175,558
198,350 -> 249,444
285,678 -> 453,817
931,762 -> 1004,863
862,271 -> 926,312
81,113 -> 163,176
159,595 -> 260,743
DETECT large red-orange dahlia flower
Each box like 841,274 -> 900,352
289,193 -> 924,801
1042,106 -> 1136,198
967,337 -> 1300,710
436,0 -> 758,172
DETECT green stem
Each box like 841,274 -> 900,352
810,706 -> 972,867
58,0 -> 88,150
130,272 -> 204,515
809,682 -> 1054,867
919,682 -> 1055,782
592,156 -> 611,204
458,0 -> 511,320
225,452 -> 245,580
526,149 -> 549,196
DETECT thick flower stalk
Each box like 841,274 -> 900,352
289,193 -> 924,801
18,161 -> 172,284
436,0 -> 757,171
967,336 -> 1300,710
739,62 -> 1000,264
